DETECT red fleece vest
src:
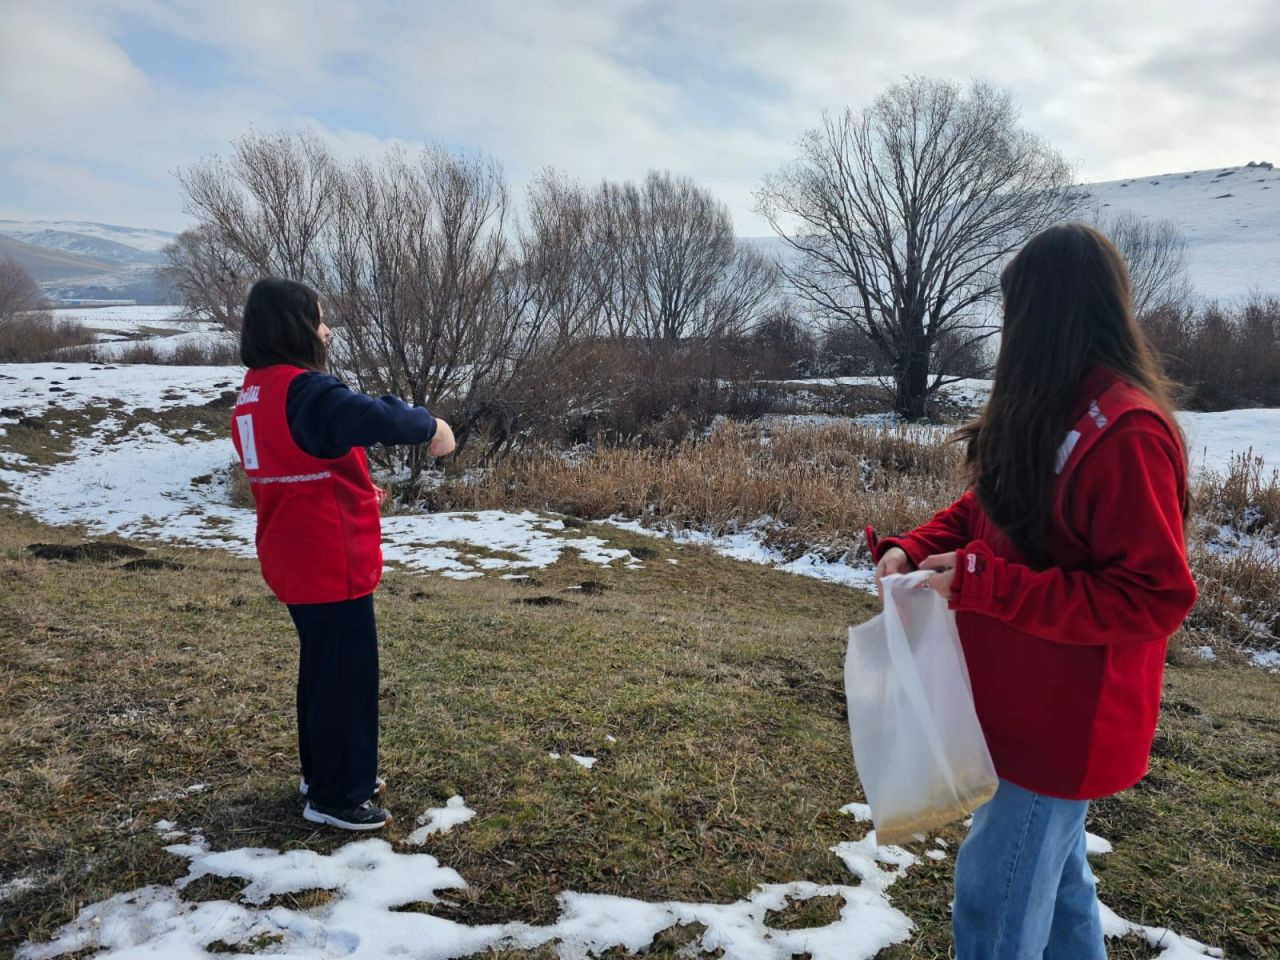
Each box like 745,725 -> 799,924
231,365 -> 382,605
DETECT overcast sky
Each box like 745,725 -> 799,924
1,0 -> 1276,235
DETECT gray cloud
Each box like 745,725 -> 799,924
0,0 -> 1275,233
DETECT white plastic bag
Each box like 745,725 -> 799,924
844,570 -> 997,845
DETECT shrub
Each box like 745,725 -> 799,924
0,314 -> 93,362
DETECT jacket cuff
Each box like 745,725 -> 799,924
874,536 -> 928,569
951,539 -> 996,611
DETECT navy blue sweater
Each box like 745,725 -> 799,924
285,372 -> 437,459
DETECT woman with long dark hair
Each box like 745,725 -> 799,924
232,278 -> 455,831
872,224 -> 1197,958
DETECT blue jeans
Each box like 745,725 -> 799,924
953,779 -> 1106,960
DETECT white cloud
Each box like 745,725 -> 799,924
0,0 -> 1276,234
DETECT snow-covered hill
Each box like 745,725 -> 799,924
0,219 -> 176,258
745,162 -> 1280,301
0,220 -> 178,303
1080,163 -> 1280,300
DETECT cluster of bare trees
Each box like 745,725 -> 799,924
171,131 -> 779,467
171,79 -> 1203,431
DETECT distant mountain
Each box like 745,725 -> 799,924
0,220 -> 179,304
0,235 -> 115,282
743,163 -> 1280,300
0,220 -> 177,256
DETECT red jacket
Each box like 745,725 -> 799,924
231,365 -> 383,605
877,368 -> 1196,800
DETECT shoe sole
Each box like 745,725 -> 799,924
300,778 -> 386,798
303,804 -> 390,831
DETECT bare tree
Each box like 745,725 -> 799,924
757,78 -> 1080,418
1092,210 -> 1193,318
323,147 -> 520,477
179,129 -> 336,282
163,225 -> 253,330
0,256 -> 46,324
598,171 -> 779,343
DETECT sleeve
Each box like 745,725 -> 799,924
948,417 -> 1196,645
285,373 -> 437,460
875,490 -> 977,567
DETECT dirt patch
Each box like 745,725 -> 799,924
28,542 -> 147,563
763,893 -> 845,930
514,596 -> 577,608
120,558 -> 187,572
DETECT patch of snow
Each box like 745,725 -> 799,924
381,510 -> 642,579
1194,645 -> 1218,662
605,735 -> 618,743
570,754 -> 597,769
0,362 -> 240,419
607,516 -> 878,594
830,831 -> 918,895
406,796 -> 476,845
1099,901 -> 1224,959
1086,833 -> 1114,857
1180,409 -> 1280,473
0,877 -> 35,901
840,802 -> 873,822
19,837 -> 914,960
925,850 -> 946,861
548,752 -> 561,760
1249,649 -> 1280,671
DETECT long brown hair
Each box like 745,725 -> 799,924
954,223 -> 1185,563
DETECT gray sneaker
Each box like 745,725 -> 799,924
303,799 -> 392,831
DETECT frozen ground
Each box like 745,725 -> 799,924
1,361 -> 1277,600
15,814 -> 1222,960
0,364 -> 641,581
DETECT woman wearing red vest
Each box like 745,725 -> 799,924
231,278 -> 455,831
872,224 -> 1196,959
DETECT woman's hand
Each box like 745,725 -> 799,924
919,552 -> 957,601
875,546 -> 915,599
373,484 -> 389,506
428,418 -> 456,457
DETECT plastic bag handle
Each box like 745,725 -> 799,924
880,571 -> 963,799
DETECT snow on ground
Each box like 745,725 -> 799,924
18,818 -> 922,960
775,376 -> 993,408
0,364 -> 642,580
52,305 -> 187,331
9,813 -> 1229,960
406,796 -> 476,845
1181,409 -> 1280,475
0,362 -> 238,421
1081,165 -> 1280,302
606,515 -> 879,594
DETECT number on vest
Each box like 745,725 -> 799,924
236,414 -> 259,470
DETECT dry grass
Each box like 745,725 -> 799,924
431,420 -> 1280,655
432,420 -> 963,563
0,508 -> 1275,959
0,314 -> 94,362
58,338 -> 240,366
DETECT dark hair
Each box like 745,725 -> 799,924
239,277 -> 326,371
954,223 -> 1186,563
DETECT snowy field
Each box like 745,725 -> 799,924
0,364 -> 643,582
1,360 -> 1277,598
14,814 -> 1221,960
51,305 -> 232,357
0,353 -> 1247,957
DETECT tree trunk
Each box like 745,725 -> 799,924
894,345 -> 930,420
